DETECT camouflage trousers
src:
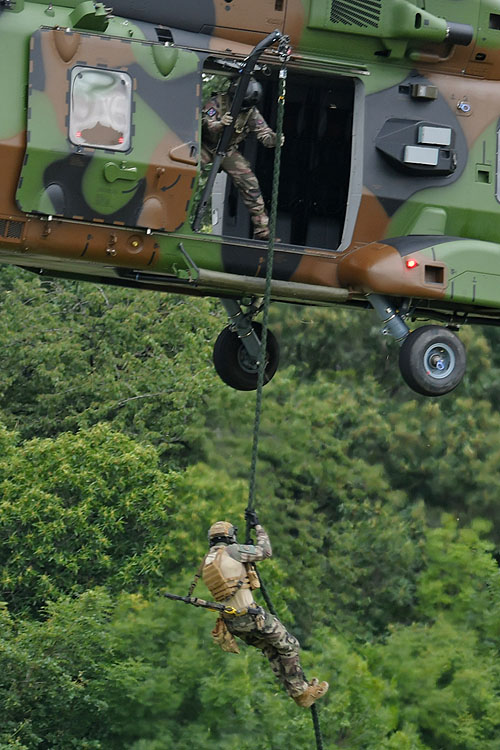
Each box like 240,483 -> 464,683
225,610 -> 308,698
201,146 -> 269,239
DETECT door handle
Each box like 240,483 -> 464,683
104,162 -> 138,183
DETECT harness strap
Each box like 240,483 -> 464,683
187,554 -> 207,597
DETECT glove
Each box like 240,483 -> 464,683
245,509 -> 259,528
220,112 -> 233,126
280,134 -> 285,147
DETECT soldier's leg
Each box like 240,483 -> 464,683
221,151 -> 269,239
229,623 -> 290,689
258,621 -> 329,706
232,613 -> 308,697
228,613 -> 327,705
201,144 -> 214,166
258,615 -> 309,698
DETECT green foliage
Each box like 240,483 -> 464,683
0,589 -> 324,750
0,591 -> 114,749
2,268 -> 500,748
0,422 -> 252,614
0,424 -> 173,612
203,372 -> 428,637
321,494 -> 426,639
365,512 -> 500,749
205,355 -> 500,539
270,304 -> 402,389
370,618 -> 500,750
417,515 -> 500,643
348,395 -> 500,532
0,268 -> 223,462
0,590 -> 430,750
271,302 -> 500,406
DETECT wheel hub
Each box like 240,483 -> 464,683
424,342 -> 455,379
237,344 -> 260,375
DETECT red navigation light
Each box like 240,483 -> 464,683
406,258 -> 419,269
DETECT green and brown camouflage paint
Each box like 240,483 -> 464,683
1,1 -> 500,315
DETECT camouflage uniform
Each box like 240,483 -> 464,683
202,524 -> 309,698
201,93 -> 279,240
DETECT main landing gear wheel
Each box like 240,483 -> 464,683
399,325 -> 466,397
213,322 -> 280,391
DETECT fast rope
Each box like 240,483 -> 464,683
245,45 -> 286,545
244,43 -> 325,750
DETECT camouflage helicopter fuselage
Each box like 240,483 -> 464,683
1,1 -> 500,392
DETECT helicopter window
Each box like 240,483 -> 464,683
68,67 -> 133,152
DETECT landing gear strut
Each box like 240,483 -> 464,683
213,299 -> 280,391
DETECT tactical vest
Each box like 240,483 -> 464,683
202,547 -> 259,602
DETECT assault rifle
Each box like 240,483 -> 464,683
164,592 -> 263,617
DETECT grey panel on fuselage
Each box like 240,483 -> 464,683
111,0 -> 216,33
133,20 -> 161,41
168,28 -> 214,49
364,72 -> 468,216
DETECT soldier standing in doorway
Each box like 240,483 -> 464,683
201,78 -> 284,241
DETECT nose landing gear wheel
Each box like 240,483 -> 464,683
213,322 -> 280,391
399,325 -> 466,396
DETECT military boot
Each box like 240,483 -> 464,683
293,678 -> 329,708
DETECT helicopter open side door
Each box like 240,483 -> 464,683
16,28 -> 202,231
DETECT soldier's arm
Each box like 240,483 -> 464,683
248,108 -> 277,148
227,524 -> 272,563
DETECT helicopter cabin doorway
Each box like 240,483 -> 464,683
200,65 -> 361,252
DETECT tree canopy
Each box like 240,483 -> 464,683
1,267 -> 500,749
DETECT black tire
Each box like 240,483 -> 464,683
213,322 -> 280,391
399,325 -> 466,397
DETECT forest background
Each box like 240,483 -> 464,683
1,266 -> 500,749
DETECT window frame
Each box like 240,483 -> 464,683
68,65 -> 133,153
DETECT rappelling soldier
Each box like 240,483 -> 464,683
201,511 -> 329,707
201,78 -> 284,241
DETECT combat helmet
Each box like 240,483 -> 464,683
229,78 -> 263,111
208,520 -> 238,547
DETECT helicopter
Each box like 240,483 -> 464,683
1,0 -> 499,396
